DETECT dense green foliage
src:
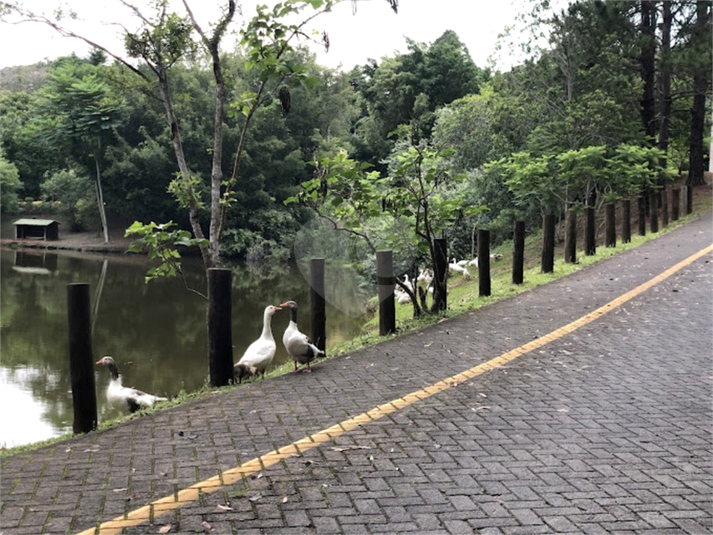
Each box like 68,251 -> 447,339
0,0 -> 710,266
40,169 -> 96,231
0,152 -> 21,213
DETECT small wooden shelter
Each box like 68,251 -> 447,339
13,218 -> 60,241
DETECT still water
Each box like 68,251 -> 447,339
0,248 -> 370,448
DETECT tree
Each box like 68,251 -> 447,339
291,126 -> 482,316
686,0 -> 711,189
39,59 -> 123,242
0,90 -> 63,198
639,0 -> 657,144
381,129 -> 483,312
40,168 -> 97,231
0,151 -> 21,213
349,29 -> 487,170
432,89 -> 496,172
657,1 -> 673,161
1,0 -> 397,387
490,143 -> 668,217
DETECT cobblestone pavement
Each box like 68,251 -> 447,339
2,213 -> 712,535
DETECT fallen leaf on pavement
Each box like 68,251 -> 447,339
329,445 -> 371,452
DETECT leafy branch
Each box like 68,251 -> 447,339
125,221 -> 209,300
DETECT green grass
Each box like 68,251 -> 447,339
3,192 -> 710,458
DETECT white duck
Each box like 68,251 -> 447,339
399,274 -> 414,293
396,290 -> 412,304
394,274 -> 414,304
416,267 -> 433,289
95,356 -> 167,413
467,253 -> 504,268
234,305 -> 281,383
448,258 -> 472,279
279,301 -> 325,372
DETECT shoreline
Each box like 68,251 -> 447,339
0,237 -> 133,254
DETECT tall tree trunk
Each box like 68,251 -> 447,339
657,1 -> 672,163
156,70 -> 211,270
94,154 -> 109,244
640,1 -> 657,144
688,1 -> 711,188
208,55 -> 226,267
187,0 -> 237,268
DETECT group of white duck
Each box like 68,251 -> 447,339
394,268 -> 434,304
394,254 -> 504,305
95,300 -> 323,414
233,300 -> 324,383
447,253 -> 504,281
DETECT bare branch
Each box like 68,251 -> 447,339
311,207 -> 378,255
176,265 -> 208,300
118,0 -> 153,27
3,4 -> 148,80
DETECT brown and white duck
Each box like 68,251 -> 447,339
234,305 -> 281,383
95,356 -> 167,413
279,300 -> 325,372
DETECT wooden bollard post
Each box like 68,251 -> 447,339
605,203 -> 616,247
637,196 -> 647,236
685,184 -> 693,214
433,238 -> 448,311
564,209 -> 577,263
649,192 -> 659,233
622,199 -> 631,243
208,268 -> 233,387
661,189 -> 669,228
512,221 -> 525,285
541,214 -> 555,273
477,229 -> 491,297
585,206 -> 596,256
376,250 -> 395,335
310,259 -> 326,351
67,283 -> 97,434
671,188 -> 680,221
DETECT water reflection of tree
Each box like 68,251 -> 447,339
1,255 -> 75,432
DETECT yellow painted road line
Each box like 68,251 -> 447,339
78,244 -> 713,535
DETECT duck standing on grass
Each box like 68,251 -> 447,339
280,300 -> 325,373
234,305 -> 281,383
95,356 -> 167,413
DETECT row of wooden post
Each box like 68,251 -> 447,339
376,186 -> 692,335
66,186 -> 693,434
375,230 -> 498,337
556,186 -> 688,270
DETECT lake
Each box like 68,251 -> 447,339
0,247 -> 372,448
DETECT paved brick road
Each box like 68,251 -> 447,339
2,213 -> 711,534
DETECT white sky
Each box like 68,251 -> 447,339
0,0 -> 544,72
